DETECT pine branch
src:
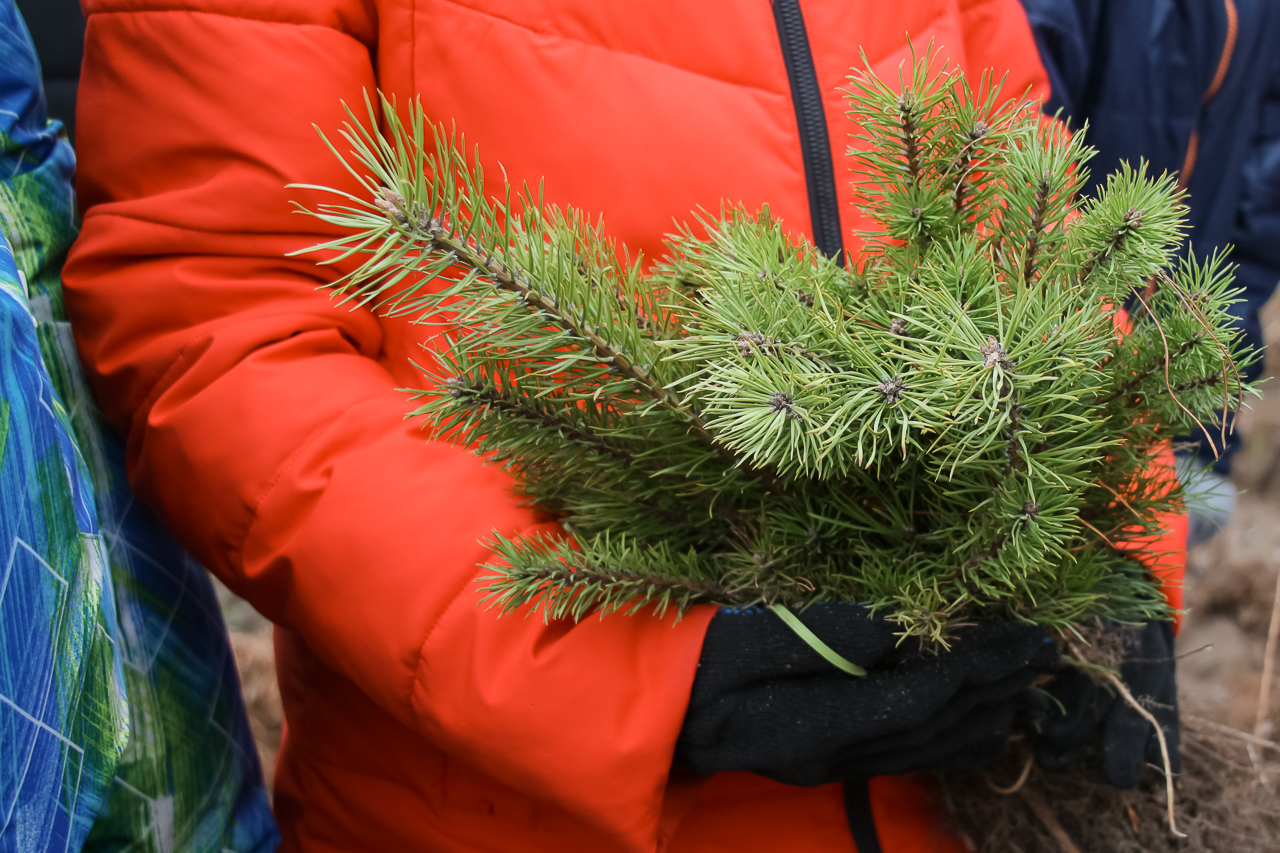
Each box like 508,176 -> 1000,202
434,377 -> 757,536
479,533 -> 729,621
445,377 -> 634,462
406,215 -> 691,420
484,561 -> 729,619
1099,334 -> 1203,406
949,121 -> 990,216
419,227 -> 792,494
291,57 -> 1253,643
1077,206 -> 1146,286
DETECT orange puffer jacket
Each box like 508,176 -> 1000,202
65,2 -> 1179,851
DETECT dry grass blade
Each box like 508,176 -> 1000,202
1182,713 -> 1280,752
1251,566 -> 1280,785
1256,566 -> 1280,737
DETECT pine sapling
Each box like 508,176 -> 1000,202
292,54 -> 1255,651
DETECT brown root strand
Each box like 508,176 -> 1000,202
1131,289 -> 1215,460
987,750 -> 1035,795
938,719 -> 1280,852
1019,786 -> 1084,853
1099,668 -> 1185,837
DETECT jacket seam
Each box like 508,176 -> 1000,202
244,392 -> 396,523
409,565 -> 480,725
127,306 -> 379,412
125,305 -> 384,534
428,0 -> 784,99
82,209 -> 333,242
236,391 -> 399,593
408,516 -> 551,728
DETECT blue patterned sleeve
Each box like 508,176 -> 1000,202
0,2 -> 278,850
0,193 -> 129,853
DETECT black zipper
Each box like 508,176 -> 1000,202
772,0 -> 844,263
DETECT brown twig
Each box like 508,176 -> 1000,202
1092,479 -> 1146,523
1018,786 -> 1083,853
1078,517 -> 1119,548
1182,713 -> 1280,752
1176,642 -> 1214,660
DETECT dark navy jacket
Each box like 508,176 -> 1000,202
1022,0 -> 1280,472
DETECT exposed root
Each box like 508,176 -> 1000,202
1099,667 -> 1185,836
987,750 -> 1034,795
938,715 -> 1280,852
1059,630 -> 1183,836
1019,786 -> 1083,853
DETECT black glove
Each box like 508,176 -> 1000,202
676,603 -> 1060,787
1033,620 -> 1180,789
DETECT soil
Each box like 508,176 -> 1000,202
215,580 -> 278,790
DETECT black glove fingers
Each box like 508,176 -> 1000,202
834,699 -> 1021,779
680,608 -> 1060,787
678,662 -> 1029,784
1101,703 -> 1154,789
834,667 -> 1040,764
1029,620 -> 1181,789
944,623 -> 1060,687
1101,620 -> 1181,789
1033,670 -> 1116,770
821,627 -> 1057,737
797,603 -> 903,661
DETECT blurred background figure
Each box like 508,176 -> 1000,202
0,3 -> 279,851
1022,0 -> 1280,546
1018,0 -> 1280,776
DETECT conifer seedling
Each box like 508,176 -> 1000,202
294,52 -> 1254,652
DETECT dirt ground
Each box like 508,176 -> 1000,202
217,308 -> 1280,821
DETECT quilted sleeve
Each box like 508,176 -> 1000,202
65,3 -> 712,847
